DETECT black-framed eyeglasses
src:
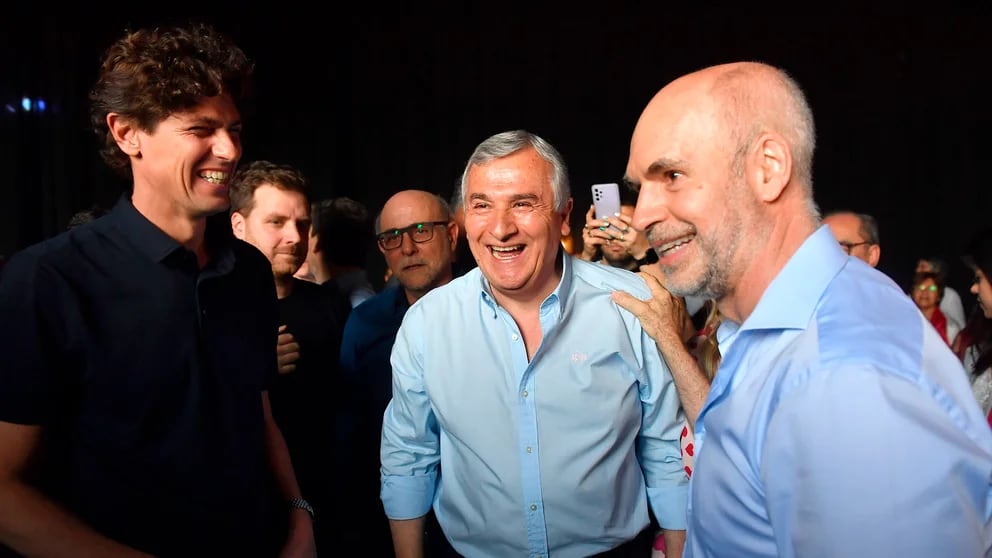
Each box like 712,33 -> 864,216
838,241 -> 870,254
376,221 -> 449,250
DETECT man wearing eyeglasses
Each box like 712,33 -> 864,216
822,209 -> 881,267
338,189 -> 458,556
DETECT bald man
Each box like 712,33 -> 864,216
338,190 -> 457,555
613,61 -> 992,557
822,210 -> 881,267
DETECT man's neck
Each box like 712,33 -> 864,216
131,189 -> 209,267
717,212 -> 817,325
275,275 -> 296,299
404,275 -> 453,305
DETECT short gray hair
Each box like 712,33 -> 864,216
456,130 -> 570,212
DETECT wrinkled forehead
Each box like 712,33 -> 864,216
823,214 -> 862,238
627,88 -> 724,177
380,196 -> 445,230
466,149 -> 555,200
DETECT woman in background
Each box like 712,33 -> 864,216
957,226 -> 992,422
911,270 -> 959,346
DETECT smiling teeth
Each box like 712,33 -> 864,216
200,171 -> 228,184
491,246 -> 521,260
659,237 -> 691,254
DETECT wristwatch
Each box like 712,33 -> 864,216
289,497 -> 315,520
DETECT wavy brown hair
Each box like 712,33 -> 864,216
88,22 -> 254,179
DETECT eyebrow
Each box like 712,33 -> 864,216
624,156 -> 684,188
645,157 -> 681,175
381,219 -> 445,231
263,211 -> 309,223
183,115 -> 242,129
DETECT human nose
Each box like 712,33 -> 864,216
631,184 -> 670,233
399,231 -> 419,255
213,129 -> 241,161
489,208 -> 518,240
283,222 -> 302,245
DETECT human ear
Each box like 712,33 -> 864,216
107,113 -> 141,157
748,132 -> 791,203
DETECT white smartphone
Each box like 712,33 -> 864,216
591,183 -> 622,224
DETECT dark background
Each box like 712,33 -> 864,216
2,6 -> 989,303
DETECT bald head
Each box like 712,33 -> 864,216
377,190 -> 449,232
376,189 -> 457,304
632,62 -> 816,193
822,211 -> 881,267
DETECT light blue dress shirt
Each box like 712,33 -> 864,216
381,253 -> 688,557
686,225 -> 992,558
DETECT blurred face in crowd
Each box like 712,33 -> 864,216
232,184 -> 310,279
377,190 -> 457,304
912,276 -> 940,313
600,205 -> 643,268
823,213 -> 879,267
972,269 -> 992,319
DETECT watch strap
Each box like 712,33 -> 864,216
289,497 -> 315,520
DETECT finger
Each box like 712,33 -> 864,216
638,271 -> 674,299
277,332 -> 295,345
278,348 -> 301,363
611,289 -> 650,317
585,204 -> 596,221
605,215 -> 624,231
638,272 -> 690,319
278,324 -> 288,333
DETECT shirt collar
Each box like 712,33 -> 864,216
736,224 -> 847,333
108,193 -> 236,270
478,247 -> 571,319
109,194 -> 184,263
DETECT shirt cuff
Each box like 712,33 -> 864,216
647,483 -> 689,530
380,472 -> 437,520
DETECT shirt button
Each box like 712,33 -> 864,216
530,504 -> 537,511
512,334 -> 519,341
526,446 -> 532,453
522,390 -> 528,397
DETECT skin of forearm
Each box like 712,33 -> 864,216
655,334 -> 711,430
0,481 -> 151,558
389,516 -> 427,558
662,528 -> 686,558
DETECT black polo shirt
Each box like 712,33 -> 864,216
0,196 -> 280,556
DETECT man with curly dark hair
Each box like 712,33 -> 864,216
0,22 -> 315,557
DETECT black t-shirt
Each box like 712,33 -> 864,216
0,198 -> 280,557
272,279 -> 349,524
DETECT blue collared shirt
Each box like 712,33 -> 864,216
687,225 -> 992,558
381,253 -> 688,558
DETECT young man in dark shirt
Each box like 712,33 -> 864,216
0,23 -> 314,557
229,160 -> 350,550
